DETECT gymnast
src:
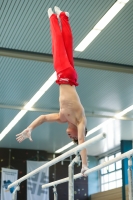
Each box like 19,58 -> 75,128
16,6 -> 88,175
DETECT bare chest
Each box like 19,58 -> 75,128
59,99 -> 84,125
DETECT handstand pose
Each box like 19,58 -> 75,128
16,6 -> 88,175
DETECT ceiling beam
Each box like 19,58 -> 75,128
0,104 -> 133,121
0,48 -> 133,74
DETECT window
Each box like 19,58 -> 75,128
99,152 -> 122,192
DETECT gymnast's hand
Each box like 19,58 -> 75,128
16,128 -> 33,143
81,165 -> 88,177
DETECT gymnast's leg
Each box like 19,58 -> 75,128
48,8 -> 72,74
54,6 -> 74,68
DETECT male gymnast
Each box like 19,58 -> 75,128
16,6 -> 88,175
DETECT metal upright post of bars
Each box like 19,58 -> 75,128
69,152 -> 80,200
12,185 -> 20,200
53,186 -> 58,200
128,156 -> 133,200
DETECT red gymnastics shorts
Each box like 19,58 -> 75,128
56,67 -> 79,86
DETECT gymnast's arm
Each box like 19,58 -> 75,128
28,113 -> 62,129
77,118 -> 88,175
16,113 -> 62,143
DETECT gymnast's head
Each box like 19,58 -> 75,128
66,124 -> 87,145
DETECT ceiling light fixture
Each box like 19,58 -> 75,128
114,105 -> 133,118
75,0 -> 129,52
0,72 -> 56,141
55,142 -> 74,153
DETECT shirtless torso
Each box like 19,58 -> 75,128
59,84 -> 86,125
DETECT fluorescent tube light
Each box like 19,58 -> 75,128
75,0 -> 130,52
94,1 -> 126,30
86,119 -> 113,137
0,110 -> 27,141
75,29 -> 101,52
118,0 -> 129,3
55,105 -> 133,153
0,72 -> 56,141
114,105 -> 133,118
55,142 -> 74,153
24,72 -> 56,109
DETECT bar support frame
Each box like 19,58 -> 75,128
128,156 -> 133,200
